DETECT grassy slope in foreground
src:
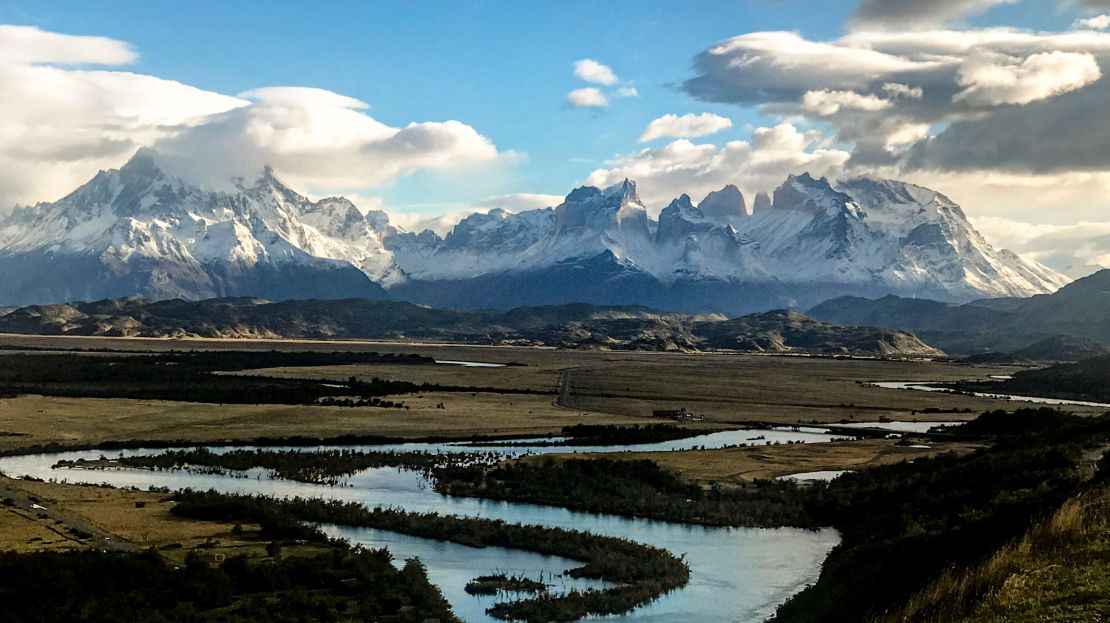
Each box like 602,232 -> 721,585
879,477 -> 1110,623
771,408 -> 1110,623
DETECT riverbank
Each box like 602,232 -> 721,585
0,476 -> 460,622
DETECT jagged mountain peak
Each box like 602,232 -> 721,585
752,191 -> 772,214
665,194 -> 696,212
603,178 -> 641,205
772,172 -> 858,218
0,156 -> 1071,311
698,184 -> 747,225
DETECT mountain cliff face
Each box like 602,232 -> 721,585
0,149 -> 1068,311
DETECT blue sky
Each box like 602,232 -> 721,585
0,0 -> 1108,272
0,0 -> 854,207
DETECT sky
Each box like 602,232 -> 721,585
0,0 -> 1108,272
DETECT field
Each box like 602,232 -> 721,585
0,475 -> 271,560
0,332 -> 1099,456
556,438 -> 987,484
1,333 -> 1107,622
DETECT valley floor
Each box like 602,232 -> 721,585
1,333 -> 1107,622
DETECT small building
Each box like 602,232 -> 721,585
652,408 -> 702,421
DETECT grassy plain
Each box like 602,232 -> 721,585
0,332 -> 1097,455
554,438 -> 986,484
0,475 -> 273,560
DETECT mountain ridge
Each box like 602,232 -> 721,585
0,149 -> 1067,312
0,296 -> 942,357
808,269 -> 1110,356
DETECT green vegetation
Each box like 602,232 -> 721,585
464,573 -> 547,595
0,350 -> 546,406
877,479 -> 1110,623
771,408 -> 1110,623
435,456 -> 813,527
0,542 -> 457,623
100,447 -> 496,486
958,355 -> 1110,403
171,490 -> 690,623
552,423 -> 708,446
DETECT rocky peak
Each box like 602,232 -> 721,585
657,194 -> 714,245
752,191 -> 772,214
698,185 -> 747,225
773,173 -> 857,217
603,178 -> 641,207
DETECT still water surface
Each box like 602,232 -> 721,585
0,430 -> 840,623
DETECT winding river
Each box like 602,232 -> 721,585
0,430 -> 842,623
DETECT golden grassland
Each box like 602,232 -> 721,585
0,393 -> 645,453
0,475 -> 295,562
533,438 -> 986,485
0,332 -> 1096,453
877,482 -> 1110,623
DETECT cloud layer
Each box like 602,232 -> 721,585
682,26 -> 1110,175
0,25 -> 501,208
639,113 -> 732,142
587,123 -> 849,209
853,0 -> 1017,29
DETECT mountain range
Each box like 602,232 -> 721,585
809,269 -> 1110,356
0,297 -> 941,357
0,149 -> 1067,313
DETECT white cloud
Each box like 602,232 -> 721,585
0,26 -> 248,207
573,59 -> 618,85
1074,14 -> 1110,30
953,51 -> 1102,106
639,113 -> 732,142
567,87 -> 609,108
586,123 -> 850,209
472,192 -> 563,212
682,26 -> 1110,172
617,86 -> 639,97
156,87 -> 499,195
895,168 -> 1110,235
0,25 -> 501,208
885,123 -> 932,148
971,215 -> 1110,273
883,82 -> 924,99
802,89 -> 893,115
0,24 -> 136,65
386,193 -> 562,236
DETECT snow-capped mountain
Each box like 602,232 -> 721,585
0,149 -> 1069,313
388,172 -> 1067,312
0,149 -> 394,305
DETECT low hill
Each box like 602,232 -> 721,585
809,269 -> 1110,356
694,310 -> 941,357
0,297 -> 940,358
959,356 -> 1110,404
1013,335 -> 1109,363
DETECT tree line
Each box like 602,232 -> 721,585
171,490 -> 690,622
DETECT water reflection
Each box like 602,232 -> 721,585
0,430 -> 840,623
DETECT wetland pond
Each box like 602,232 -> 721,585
0,429 -> 842,623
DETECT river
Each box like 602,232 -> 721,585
0,430 -> 842,623
871,381 -> 1110,408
